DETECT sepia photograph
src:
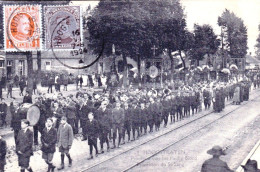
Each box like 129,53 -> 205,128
0,0 -> 260,171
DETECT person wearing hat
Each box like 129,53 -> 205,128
0,135 -> 6,172
201,145 -> 233,172
16,119 -> 34,172
241,159 -> 260,172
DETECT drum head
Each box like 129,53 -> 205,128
26,105 -> 40,126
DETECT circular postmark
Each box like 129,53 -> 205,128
5,5 -> 42,51
49,11 -> 104,69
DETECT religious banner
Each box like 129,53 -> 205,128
149,65 -> 159,78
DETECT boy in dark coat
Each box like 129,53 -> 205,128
86,112 -> 99,159
10,100 -> 21,143
16,119 -> 33,172
0,135 -> 7,172
41,118 -> 57,172
122,102 -> 131,143
95,101 -> 110,153
111,102 -> 125,148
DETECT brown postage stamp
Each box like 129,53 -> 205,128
44,6 -> 82,50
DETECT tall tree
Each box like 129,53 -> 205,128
255,24 -> 260,59
218,9 -> 248,66
87,0 -> 188,82
190,24 -> 220,66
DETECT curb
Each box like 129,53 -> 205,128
236,139 -> 260,172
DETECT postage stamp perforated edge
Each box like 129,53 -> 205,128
44,5 -> 83,52
3,4 -> 43,52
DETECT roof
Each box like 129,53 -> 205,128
246,55 -> 260,64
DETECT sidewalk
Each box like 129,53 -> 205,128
236,139 -> 260,172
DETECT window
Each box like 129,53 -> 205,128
19,60 -> 24,76
0,61 -> 4,68
7,60 -> 12,66
45,61 -> 51,71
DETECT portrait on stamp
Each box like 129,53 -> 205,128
4,5 -> 42,51
44,6 -> 81,50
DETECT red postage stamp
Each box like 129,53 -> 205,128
44,6 -> 82,50
4,5 -> 42,51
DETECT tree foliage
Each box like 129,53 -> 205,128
255,24 -> 260,59
218,9 -> 248,59
190,24 -> 220,65
86,0 -> 189,74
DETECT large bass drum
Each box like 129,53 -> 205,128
19,103 -> 40,126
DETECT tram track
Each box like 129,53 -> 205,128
121,90 -> 260,172
79,89 -> 260,172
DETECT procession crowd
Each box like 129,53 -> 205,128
0,72 -> 259,172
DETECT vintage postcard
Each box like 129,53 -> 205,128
0,0 -> 260,172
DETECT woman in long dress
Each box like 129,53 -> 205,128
233,84 -> 240,105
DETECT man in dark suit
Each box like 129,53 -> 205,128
131,102 -> 140,141
65,96 -> 77,134
147,98 -> 155,133
111,102 -> 125,148
0,100 -> 7,128
41,118 -> 57,172
122,102 -> 131,143
16,119 -> 33,172
86,112 -> 99,159
96,101 -> 110,153
0,135 -> 7,172
139,101 -> 148,135
10,99 -> 21,143
79,98 -> 93,141
57,116 -> 74,170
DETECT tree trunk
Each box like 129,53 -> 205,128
122,54 -> 128,87
26,52 -> 33,97
137,55 -> 141,79
168,51 -> 174,83
179,50 -> 186,69
37,51 -> 41,85
197,59 -> 200,66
